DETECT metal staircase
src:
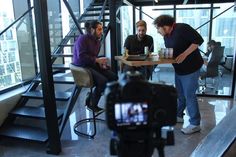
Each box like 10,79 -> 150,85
0,0 -> 111,143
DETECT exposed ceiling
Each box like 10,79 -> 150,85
125,0 -> 236,6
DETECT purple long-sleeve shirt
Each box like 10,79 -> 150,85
73,34 -> 100,67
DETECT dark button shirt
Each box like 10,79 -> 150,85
124,35 -> 154,55
164,23 -> 204,75
73,34 -> 100,67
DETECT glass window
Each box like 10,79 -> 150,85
7,40 -> 17,51
8,51 -> 16,62
176,4 -> 211,52
6,63 -> 15,74
4,74 -> 12,86
212,3 -> 236,56
121,6 -> 133,51
6,29 -> 13,40
142,5 -> 174,52
0,65 -> 5,75
210,3 -> 236,96
0,0 -> 24,91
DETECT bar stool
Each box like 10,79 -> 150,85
70,64 -> 104,138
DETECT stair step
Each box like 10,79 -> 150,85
59,44 -> 74,47
52,64 -> 70,70
91,2 -> 105,6
66,34 -> 80,38
86,7 -> 109,11
78,19 -> 110,23
22,91 -> 71,101
0,124 -> 48,142
51,54 -> 73,57
82,13 -> 109,17
34,76 -> 74,84
10,106 -> 64,119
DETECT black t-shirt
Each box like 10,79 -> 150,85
124,34 -> 154,55
164,23 -> 204,75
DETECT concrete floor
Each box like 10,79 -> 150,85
0,90 -> 235,157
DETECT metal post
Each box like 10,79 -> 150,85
140,6 -> 142,20
133,6 -> 136,35
209,3 -> 213,41
34,0 -> 61,154
28,0 -> 38,75
109,0 -> 118,73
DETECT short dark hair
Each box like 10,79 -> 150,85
153,15 -> 175,27
207,40 -> 216,46
84,20 -> 102,34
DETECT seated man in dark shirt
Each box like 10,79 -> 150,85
123,20 -> 154,80
200,40 -> 224,78
73,20 -> 118,113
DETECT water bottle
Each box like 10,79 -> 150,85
168,48 -> 173,59
144,46 -> 149,55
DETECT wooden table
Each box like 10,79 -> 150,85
115,55 -> 176,67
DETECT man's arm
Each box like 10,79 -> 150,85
124,36 -> 131,52
175,44 -> 199,63
76,37 -> 95,66
176,24 -> 204,63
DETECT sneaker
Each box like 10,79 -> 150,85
86,105 -> 104,114
177,117 -> 184,123
93,106 -> 104,113
181,124 -> 201,135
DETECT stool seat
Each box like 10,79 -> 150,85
70,63 -> 104,138
70,64 -> 93,88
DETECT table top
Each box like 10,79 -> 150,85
115,55 -> 176,66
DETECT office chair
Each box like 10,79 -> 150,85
199,46 -> 224,94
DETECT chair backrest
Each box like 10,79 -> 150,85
206,46 -> 224,77
70,64 -> 94,88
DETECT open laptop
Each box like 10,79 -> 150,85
126,54 -> 148,61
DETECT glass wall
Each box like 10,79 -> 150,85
120,6 -> 133,53
176,4 -> 211,51
211,3 -> 236,96
0,0 -> 81,92
0,0 -> 23,90
142,5 -> 174,52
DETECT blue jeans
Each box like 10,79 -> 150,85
175,70 -> 201,125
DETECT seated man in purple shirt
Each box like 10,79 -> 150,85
73,20 -> 118,113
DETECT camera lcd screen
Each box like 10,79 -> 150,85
115,102 -> 148,126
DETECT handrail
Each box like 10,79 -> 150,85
191,106 -> 236,157
123,1 -> 235,31
135,7 -> 154,20
196,4 -> 235,30
62,0 -> 83,34
0,7 -> 33,36
98,0 -> 108,22
123,0 -> 154,20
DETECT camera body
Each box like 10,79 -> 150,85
105,72 -> 177,132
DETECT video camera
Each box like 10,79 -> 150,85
104,71 -> 177,157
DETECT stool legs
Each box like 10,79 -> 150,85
73,89 -> 105,139
73,110 -> 104,138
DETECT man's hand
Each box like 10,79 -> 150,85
96,57 -> 109,69
175,43 -> 199,64
175,52 -> 188,64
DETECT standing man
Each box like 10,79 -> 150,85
153,15 -> 204,134
73,20 -> 118,113
124,20 -> 154,80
